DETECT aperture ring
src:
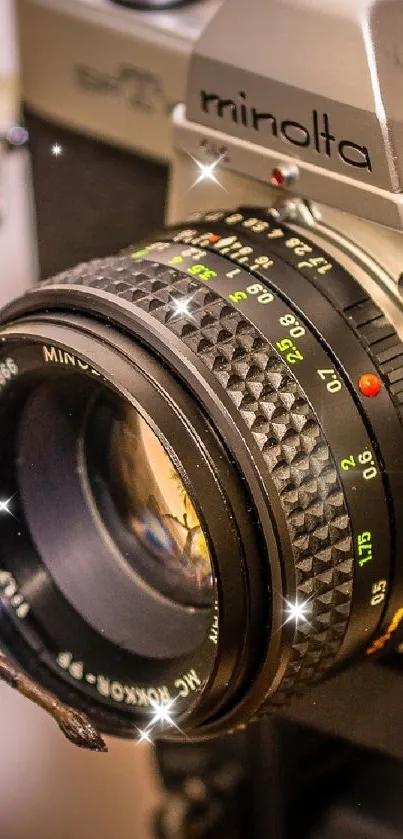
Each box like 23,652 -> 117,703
43,254 -> 354,706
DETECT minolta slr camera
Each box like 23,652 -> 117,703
3,0 -> 403,754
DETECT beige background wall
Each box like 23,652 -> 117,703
0,683 -> 160,839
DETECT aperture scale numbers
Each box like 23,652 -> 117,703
185,210 -> 334,277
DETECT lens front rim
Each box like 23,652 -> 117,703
16,373 -> 214,660
0,318 -> 267,736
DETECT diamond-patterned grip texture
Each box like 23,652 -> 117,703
44,254 -> 354,710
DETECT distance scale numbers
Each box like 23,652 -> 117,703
185,211 -> 334,279
132,239 -> 391,623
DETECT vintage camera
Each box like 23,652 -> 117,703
3,0 -> 403,756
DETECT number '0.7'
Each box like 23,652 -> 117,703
317,368 -> 342,393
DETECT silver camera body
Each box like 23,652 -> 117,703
167,0 -> 403,352
17,0 -> 403,343
15,0 -> 219,278
17,0 -> 219,164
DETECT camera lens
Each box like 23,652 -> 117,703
1,206 -> 403,740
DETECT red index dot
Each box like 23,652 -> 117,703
359,373 -> 382,398
271,168 -> 285,187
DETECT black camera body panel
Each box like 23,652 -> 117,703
283,656 -> 403,760
25,110 -> 168,279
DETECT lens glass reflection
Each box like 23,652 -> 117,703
88,398 -> 214,608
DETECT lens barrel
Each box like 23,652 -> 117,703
1,207 -> 403,739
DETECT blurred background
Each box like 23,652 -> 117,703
0,1 -> 162,837
0,684 -> 160,839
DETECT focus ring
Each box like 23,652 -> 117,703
44,254 -> 354,706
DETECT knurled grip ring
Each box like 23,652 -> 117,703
44,253 -> 354,708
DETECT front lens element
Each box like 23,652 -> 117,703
86,398 -> 214,607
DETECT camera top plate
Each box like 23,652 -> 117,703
182,0 -> 403,230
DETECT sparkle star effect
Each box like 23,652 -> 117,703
283,597 -> 312,626
172,295 -> 197,319
136,728 -> 153,744
0,496 -> 16,518
186,153 -> 227,193
135,696 -> 184,745
51,143 -> 63,157
174,298 -> 192,317
149,696 -> 181,731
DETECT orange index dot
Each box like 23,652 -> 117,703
208,234 -> 220,243
359,373 -> 382,398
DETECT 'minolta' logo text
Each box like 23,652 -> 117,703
200,90 -> 372,172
